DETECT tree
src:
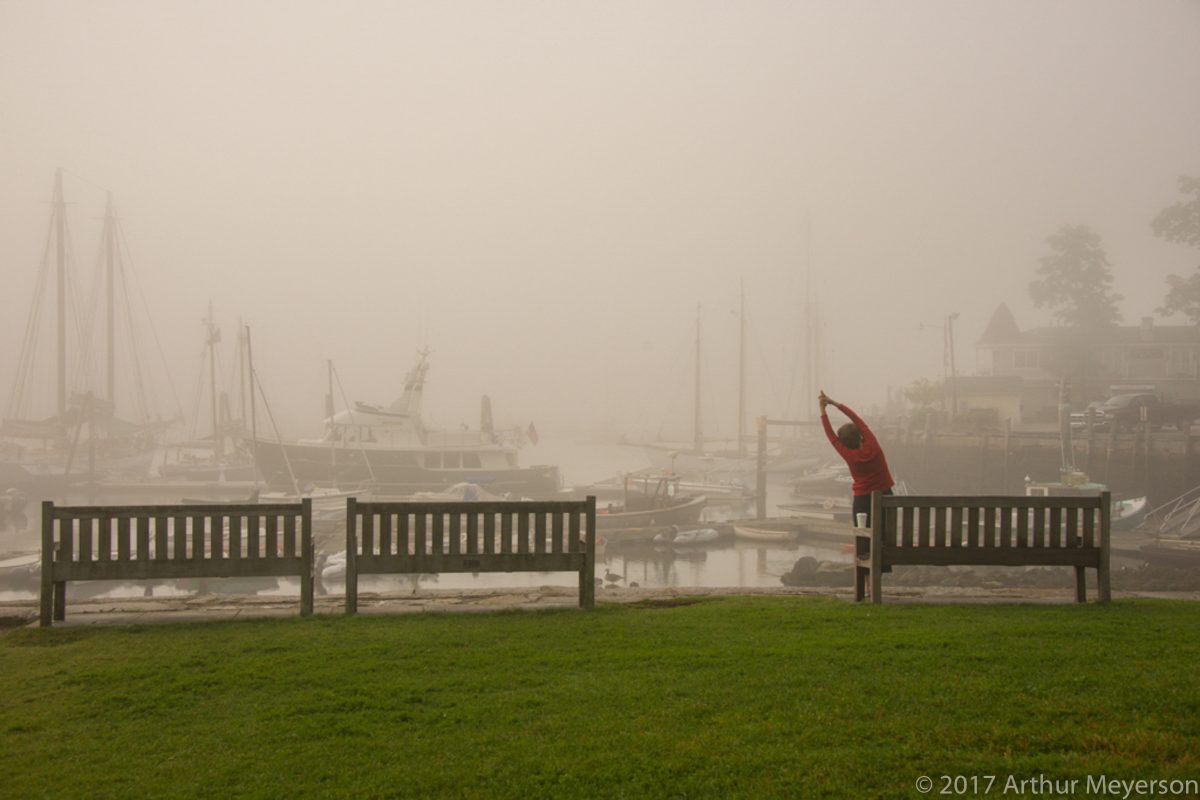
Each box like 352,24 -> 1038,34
1154,176 -> 1200,323
1029,224 -> 1122,331
903,378 -> 942,409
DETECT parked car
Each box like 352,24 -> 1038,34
1069,401 -> 1107,432
1098,393 -> 1200,432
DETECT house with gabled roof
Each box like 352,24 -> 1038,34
952,303 -> 1200,424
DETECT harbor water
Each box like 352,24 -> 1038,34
0,438 -> 843,601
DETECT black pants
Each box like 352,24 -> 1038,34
852,488 -> 893,528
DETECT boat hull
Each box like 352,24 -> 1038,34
595,494 -> 708,530
159,462 -> 258,482
733,523 -> 800,543
252,439 -> 561,498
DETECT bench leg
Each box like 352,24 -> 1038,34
579,563 -> 593,610
300,536 -> 314,617
300,574 -> 314,617
1097,564 -> 1111,604
39,580 -> 53,627
345,565 -> 357,616
1074,566 -> 1086,603
53,581 -> 66,621
869,564 -> 882,605
854,566 -> 866,602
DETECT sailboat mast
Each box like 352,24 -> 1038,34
54,169 -> 67,418
693,304 -> 702,453
246,325 -> 260,488
804,216 -> 814,420
104,192 -> 116,406
237,318 -> 246,425
327,359 -> 336,487
207,302 -> 221,458
737,280 -> 746,457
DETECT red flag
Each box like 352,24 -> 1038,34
526,421 -> 539,445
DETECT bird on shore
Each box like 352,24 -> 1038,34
603,570 -> 623,583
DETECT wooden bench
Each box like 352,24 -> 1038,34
854,492 -> 1111,604
345,496 -> 597,613
40,500 -> 314,626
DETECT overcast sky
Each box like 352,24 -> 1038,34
2,0 -> 1198,441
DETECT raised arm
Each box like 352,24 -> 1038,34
819,392 -> 850,456
821,407 -> 849,456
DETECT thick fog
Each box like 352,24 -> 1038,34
2,1 -> 1198,442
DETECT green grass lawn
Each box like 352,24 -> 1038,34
2,598 -> 1198,799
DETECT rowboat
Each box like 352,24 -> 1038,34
732,522 -> 801,543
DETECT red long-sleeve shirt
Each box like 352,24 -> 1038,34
821,403 -> 895,496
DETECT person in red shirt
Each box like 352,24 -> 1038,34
819,390 -> 894,527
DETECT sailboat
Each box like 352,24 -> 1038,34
250,351 -> 561,497
635,285 -> 820,478
157,304 -> 256,482
1,171 -> 172,488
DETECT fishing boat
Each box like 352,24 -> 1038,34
595,474 -> 707,530
252,352 -> 560,498
407,482 -> 525,502
580,469 -> 751,505
1024,472 -> 1149,530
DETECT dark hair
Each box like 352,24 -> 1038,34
837,423 -> 861,450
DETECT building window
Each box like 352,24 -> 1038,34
1170,349 -> 1200,377
1013,350 -> 1040,369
